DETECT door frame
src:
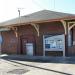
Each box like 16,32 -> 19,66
20,34 -> 36,55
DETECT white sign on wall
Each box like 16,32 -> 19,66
43,34 -> 65,51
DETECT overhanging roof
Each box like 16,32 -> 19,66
0,10 -> 75,27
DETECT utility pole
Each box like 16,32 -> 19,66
18,8 -> 24,24
18,8 -> 21,24
18,9 -> 20,18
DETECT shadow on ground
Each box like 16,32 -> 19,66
1,55 -> 75,64
7,59 -> 72,75
1,55 -> 74,75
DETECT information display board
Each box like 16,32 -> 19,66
43,34 -> 65,51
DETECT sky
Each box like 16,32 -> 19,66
0,0 -> 75,22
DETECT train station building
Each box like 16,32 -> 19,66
0,10 -> 75,57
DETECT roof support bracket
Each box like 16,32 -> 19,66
31,23 -> 39,36
68,22 -> 75,31
11,27 -> 18,37
60,20 -> 67,35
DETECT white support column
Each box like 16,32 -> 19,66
63,34 -> 66,57
43,35 -> 45,56
31,23 -> 39,36
60,20 -> 67,57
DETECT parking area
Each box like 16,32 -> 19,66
0,55 -> 75,75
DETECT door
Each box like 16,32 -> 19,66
26,43 -> 33,56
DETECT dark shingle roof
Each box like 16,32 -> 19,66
0,10 -> 75,26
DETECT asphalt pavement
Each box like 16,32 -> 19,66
0,54 -> 75,75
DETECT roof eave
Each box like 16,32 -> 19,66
0,16 -> 75,27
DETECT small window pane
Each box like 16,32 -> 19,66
45,44 -> 50,49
